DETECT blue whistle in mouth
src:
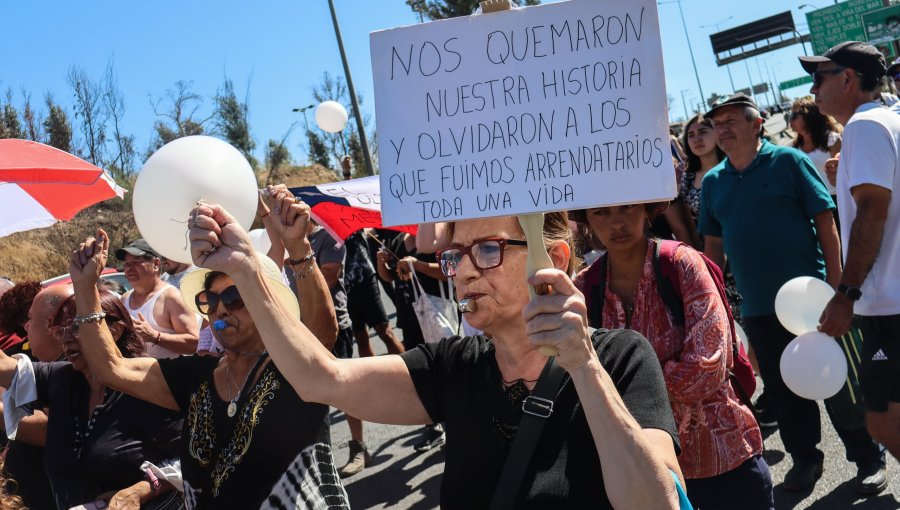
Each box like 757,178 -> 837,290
213,320 -> 228,331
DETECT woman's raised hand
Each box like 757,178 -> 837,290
521,268 -> 594,373
262,184 -> 313,248
189,202 -> 255,273
69,228 -> 109,293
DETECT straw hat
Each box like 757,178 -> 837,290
179,254 -> 300,320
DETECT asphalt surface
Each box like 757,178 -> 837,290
332,119 -> 900,508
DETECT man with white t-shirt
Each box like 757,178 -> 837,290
802,42 -> 900,468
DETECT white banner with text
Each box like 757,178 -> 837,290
371,0 -> 674,226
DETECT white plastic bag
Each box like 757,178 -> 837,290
408,261 -> 459,343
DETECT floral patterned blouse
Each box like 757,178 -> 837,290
575,239 -> 762,478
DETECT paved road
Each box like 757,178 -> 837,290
332,303 -> 900,508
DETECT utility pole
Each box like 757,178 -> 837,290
327,0 -> 376,176
701,17 -> 737,92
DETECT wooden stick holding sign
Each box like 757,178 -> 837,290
475,0 -> 559,357
517,213 -> 558,356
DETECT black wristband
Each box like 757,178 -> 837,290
287,253 -> 315,266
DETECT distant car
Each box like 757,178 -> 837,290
42,268 -> 132,294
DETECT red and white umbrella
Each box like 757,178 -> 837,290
0,139 -> 126,237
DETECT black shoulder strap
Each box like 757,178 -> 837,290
489,350 -> 571,510
588,256 -> 608,329
653,241 -> 685,327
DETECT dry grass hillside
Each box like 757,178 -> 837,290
0,164 -> 342,282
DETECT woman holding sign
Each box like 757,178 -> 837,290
572,204 -> 773,510
148,192 -> 686,508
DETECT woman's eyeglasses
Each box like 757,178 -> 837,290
195,285 -> 245,315
436,238 -> 528,277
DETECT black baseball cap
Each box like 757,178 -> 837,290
799,41 -> 886,79
115,239 -> 160,260
887,57 -> 900,77
706,93 -> 758,117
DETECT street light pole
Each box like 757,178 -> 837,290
680,89 -> 690,121
676,0 -> 706,111
327,0 -> 376,176
743,58 -> 759,106
291,104 -> 315,132
701,16 -> 737,92
660,0 -> 706,111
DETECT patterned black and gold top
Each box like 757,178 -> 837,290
158,355 -> 349,510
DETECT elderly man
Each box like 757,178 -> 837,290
117,239 -> 198,358
24,285 -> 72,362
3,284 -> 72,509
802,42 -> 900,475
699,93 -> 884,493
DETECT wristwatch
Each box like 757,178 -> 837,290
838,284 -> 863,301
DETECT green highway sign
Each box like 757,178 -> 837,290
780,76 -> 813,91
806,0 -> 883,56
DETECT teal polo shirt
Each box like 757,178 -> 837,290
698,140 -> 835,317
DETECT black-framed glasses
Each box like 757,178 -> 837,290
195,285 -> 245,315
811,67 -> 848,88
436,238 -> 528,277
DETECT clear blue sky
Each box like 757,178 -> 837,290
3,0 -> 823,166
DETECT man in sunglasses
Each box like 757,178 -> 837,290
699,92 -> 849,492
802,42 -> 900,476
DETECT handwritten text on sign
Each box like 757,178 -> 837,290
370,0 -> 674,226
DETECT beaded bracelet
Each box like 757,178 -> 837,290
72,312 -> 106,327
292,256 -> 317,279
287,252 -> 315,267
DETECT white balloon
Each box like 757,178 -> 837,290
133,136 -> 258,264
247,228 -> 287,259
780,331 -> 848,400
734,321 -> 749,355
775,276 -> 835,336
248,228 -> 272,254
315,101 -> 348,133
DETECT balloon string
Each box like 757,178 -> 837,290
168,218 -> 191,251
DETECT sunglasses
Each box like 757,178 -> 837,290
436,238 -> 528,277
195,285 -> 245,315
892,73 -> 900,82
811,67 -> 847,87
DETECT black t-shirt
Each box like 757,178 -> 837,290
400,330 -> 679,509
158,355 -> 349,509
343,231 -> 376,289
287,228 -> 352,330
2,335 -> 55,510
33,362 -> 183,509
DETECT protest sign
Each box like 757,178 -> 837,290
370,0 -> 674,226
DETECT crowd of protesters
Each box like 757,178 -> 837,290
0,40 -> 898,509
